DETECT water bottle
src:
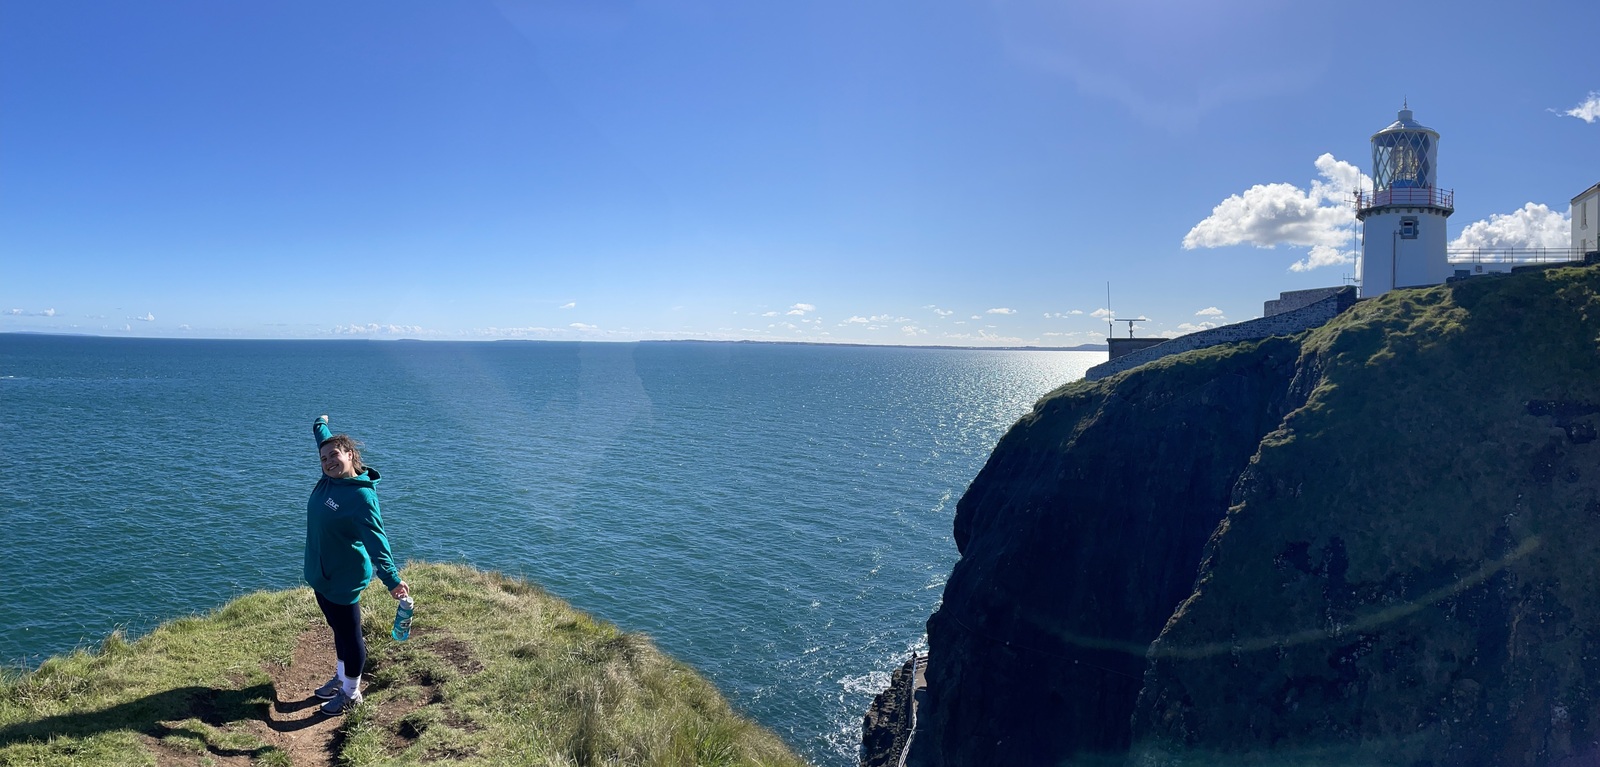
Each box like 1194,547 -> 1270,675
391,596 -> 415,641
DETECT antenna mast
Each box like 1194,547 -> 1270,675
1106,282 -> 1113,337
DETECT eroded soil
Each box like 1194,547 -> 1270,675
140,623 -> 478,766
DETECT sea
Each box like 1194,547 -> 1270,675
0,333 -> 1100,765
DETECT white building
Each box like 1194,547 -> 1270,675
1575,183 -> 1600,256
1355,107 -> 1455,298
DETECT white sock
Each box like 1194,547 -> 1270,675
335,661 -> 361,696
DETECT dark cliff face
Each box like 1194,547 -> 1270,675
912,266 -> 1600,767
916,335 -> 1306,765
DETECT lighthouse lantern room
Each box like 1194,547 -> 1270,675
1355,106 -> 1454,297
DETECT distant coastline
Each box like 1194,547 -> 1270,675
0,331 -> 1109,352
641,338 -> 1109,352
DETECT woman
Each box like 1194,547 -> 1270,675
305,414 -> 409,716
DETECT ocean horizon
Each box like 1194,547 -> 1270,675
0,331 -> 1111,352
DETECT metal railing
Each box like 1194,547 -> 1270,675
1447,247 -> 1587,265
1353,187 -> 1454,210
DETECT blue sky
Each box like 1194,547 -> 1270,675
3,0 -> 1597,345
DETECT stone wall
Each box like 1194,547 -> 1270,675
1263,286 -> 1347,317
1085,286 -> 1355,381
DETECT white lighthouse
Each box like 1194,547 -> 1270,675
1355,106 -> 1454,297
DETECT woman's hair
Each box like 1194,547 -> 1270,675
321,434 -> 366,475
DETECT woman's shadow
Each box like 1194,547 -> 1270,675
0,681 -> 330,756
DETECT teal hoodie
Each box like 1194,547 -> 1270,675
305,419 -> 402,604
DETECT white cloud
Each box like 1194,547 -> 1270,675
902,325 -> 926,335
1450,203 -> 1571,251
334,323 -> 424,335
473,326 -> 554,337
569,322 -> 597,330
39,309 -> 56,317
1289,245 -> 1353,273
1090,308 -> 1114,320
970,315 -> 981,320
940,328 -> 1028,345
5,309 -> 19,315
133,313 -> 155,322
1042,330 -> 1104,344
762,311 -> 779,317
1177,321 -> 1219,333
1184,153 -> 1366,271
788,303 -> 816,316
845,316 -> 869,324
178,324 -> 191,330
560,302 -> 576,309
1070,310 -> 1083,315
1558,91 -> 1600,123
1195,307 -> 1224,317
986,307 -> 1016,315
925,305 -> 954,317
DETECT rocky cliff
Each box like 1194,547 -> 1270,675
907,264 -> 1600,766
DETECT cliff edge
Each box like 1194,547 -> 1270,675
908,264 -> 1600,766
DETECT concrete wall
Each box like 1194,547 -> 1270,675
1086,287 -> 1356,382
1360,208 -> 1452,297
1574,184 -> 1599,255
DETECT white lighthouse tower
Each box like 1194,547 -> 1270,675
1355,105 -> 1454,297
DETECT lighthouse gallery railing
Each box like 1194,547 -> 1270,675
1353,187 -> 1454,211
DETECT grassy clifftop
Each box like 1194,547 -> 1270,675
0,562 -> 807,767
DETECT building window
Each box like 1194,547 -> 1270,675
1400,217 -> 1418,239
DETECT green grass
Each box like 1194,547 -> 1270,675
0,562 -> 810,766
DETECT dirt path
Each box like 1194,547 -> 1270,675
140,622 -> 476,766
260,625 -> 348,766
139,625 -> 346,767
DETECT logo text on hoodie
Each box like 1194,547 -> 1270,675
325,498 -> 340,511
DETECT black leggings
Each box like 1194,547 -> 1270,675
315,592 -> 366,677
